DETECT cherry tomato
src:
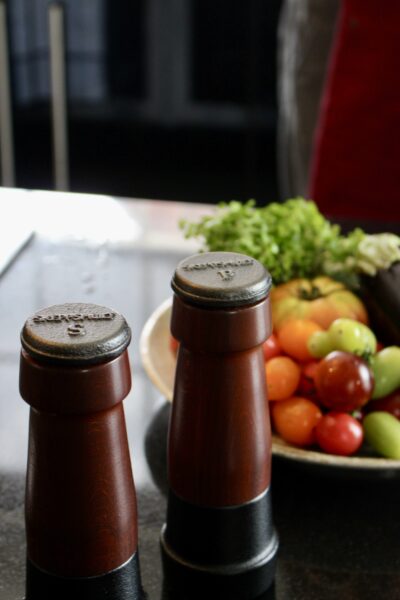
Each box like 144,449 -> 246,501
271,397 -> 322,447
297,360 -> 320,400
262,333 -> 282,362
277,319 -> 323,362
328,318 -> 377,356
315,351 -> 374,412
266,356 -> 301,401
363,412 -> 400,459
364,389 -> 400,420
370,346 -> 400,399
315,413 -> 364,456
169,335 -> 179,355
308,330 -> 335,359
302,360 -> 320,381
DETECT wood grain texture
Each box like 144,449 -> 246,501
20,350 -> 138,578
169,296 -> 272,507
19,350 -> 131,415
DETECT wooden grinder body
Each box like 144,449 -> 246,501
169,294 -> 272,507
19,303 -> 142,600
161,252 -> 279,599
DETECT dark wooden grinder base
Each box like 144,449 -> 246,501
161,488 -> 278,600
26,553 -> 142,600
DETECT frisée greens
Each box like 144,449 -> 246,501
180,198 -> 400,285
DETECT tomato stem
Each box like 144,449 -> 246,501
298,285 -> 323,301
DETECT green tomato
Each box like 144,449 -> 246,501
370,346 -> 400,399
328,318 -> 377,356
363,412 -> 400,459
307,331 -> 335,358
307,318 -> 377,359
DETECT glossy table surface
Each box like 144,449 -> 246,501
0,189 -> 399,600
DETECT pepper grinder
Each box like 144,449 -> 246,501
19,303 -> 143,600
161,252 -> 279,599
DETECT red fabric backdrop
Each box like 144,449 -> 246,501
309,0 -> 400,221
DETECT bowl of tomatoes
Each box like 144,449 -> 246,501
140,278 -> 400,475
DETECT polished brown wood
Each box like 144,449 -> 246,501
20,349 -> 138,578
20,349 -> 132,415
169,295 -> 272,507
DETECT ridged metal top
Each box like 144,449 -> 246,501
171,252 -> 272,307
21,303 -> 131,365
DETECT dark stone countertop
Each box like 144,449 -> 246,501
1,196 -> 399,599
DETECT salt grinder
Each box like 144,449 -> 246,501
19,303 -> 143,600
161,252 -> 279,598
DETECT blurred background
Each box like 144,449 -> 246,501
5,0 -> 283,203
2,1 -> 398,220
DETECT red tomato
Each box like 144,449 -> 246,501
364,389 -> 400,420
271,397 -> 322,447
315,351 -> 374,412
262,333 -> 282,362
303,360 -> 320,381
297,360 -> 320,400
315,413 -> 364,456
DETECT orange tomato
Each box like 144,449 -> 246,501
169,335 -> 179,355
266,356 -> 301,401
277,319 -> 323,362
271,397 -> 322,447
271,276 -> 368,330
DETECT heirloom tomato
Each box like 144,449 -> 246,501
271,276 -> 368,330
314,351 -> 374,412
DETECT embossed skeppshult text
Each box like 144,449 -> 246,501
217,270 -> 235,281
32,312 -> 116,324
67,323 -> 86,337
182,258 -> 254,272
